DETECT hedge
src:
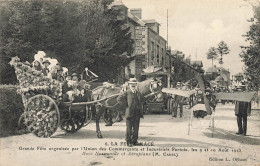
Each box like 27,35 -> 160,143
0,85 -> 24,137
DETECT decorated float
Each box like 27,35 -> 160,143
10,56 -> 119,137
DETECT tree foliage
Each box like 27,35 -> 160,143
217,41 -> 230,64
206,41 -> 230,65
171,52 -> 197,85
240,2 -> 260,90
206,47 -> 218,67
0,0 -> 134,83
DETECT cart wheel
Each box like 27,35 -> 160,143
61,109 -> 86,133
24,94 -> 60,137
167,98 -> 172,114
103,109 -> 119,124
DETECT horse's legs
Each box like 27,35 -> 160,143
95,105 -> 104,138
209,115 -> 212,127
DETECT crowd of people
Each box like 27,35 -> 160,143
31,51 -> 98,102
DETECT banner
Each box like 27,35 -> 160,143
162,88 -> 196,98
213,92 -> 255,102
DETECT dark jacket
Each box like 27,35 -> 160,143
42,67 -> 49,76
117,89 -> 144,119
235,101 -> 251,116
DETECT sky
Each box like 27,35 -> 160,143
122,0 -> 255,76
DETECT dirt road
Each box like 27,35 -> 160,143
1,103 -> 259,166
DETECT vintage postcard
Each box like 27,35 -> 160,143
0,0 -> 259,166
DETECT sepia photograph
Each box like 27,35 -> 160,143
0,0 -> 259,165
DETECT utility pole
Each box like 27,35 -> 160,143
167,9 -> 168,49
167,9 -> 171,88
195,48 -> 197,61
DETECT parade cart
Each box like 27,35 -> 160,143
141,65 -> 169,114
11,57 -> 119,137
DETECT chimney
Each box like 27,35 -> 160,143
213,65 -> 216,68
130,8 -> 142,19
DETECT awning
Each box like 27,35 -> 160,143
162,88 -> 196,98
142,65 -> 167,75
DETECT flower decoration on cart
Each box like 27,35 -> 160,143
10,55 -> 63,137
10,56 -> 62,106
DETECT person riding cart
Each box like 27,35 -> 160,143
42,59 -> 50,76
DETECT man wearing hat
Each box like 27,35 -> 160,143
117,78 -> 144,147
57,67 -> 65,82
42,59 -> 50,76
235,101 -> 251,136
55,62 -> 61,69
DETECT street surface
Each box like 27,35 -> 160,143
1,103 -> 259,166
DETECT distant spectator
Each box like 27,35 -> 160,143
235,101 -> 251,136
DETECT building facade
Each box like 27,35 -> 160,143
112,1 -> 167,81
205,65 -> 231,87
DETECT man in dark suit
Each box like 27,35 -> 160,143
117,78 -> 144,147
235,101 -> 251,136
172,95 -> 183,118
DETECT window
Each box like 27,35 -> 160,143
157,54 -> 159,64
162,57 -> 164,65
157,45 -> 160,64
161,48 -> 164,65
151,42 -> 154,60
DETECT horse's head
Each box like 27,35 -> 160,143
149,77 -> 163,93
135,77 -> 162,96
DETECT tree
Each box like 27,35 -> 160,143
0,0 -> 134,83
240,2 -> 260,90
217,41 -> 230,64
206,47 -> 218,68
171,51 -> 198,85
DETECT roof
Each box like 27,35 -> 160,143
142,65 -> 167,75
215,75 -> 224,82
143,19 -> 160,25
130,8 -> 142,11
190,61 -> 203,67
111,0 -> 126,7
233,72 -> 244,77
206,66 -> 229,73
127,11 -> 145,26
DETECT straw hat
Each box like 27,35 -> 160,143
72,73 -> 78,77
128,78 -> 138,84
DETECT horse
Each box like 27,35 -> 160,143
91,78 -> 162,138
